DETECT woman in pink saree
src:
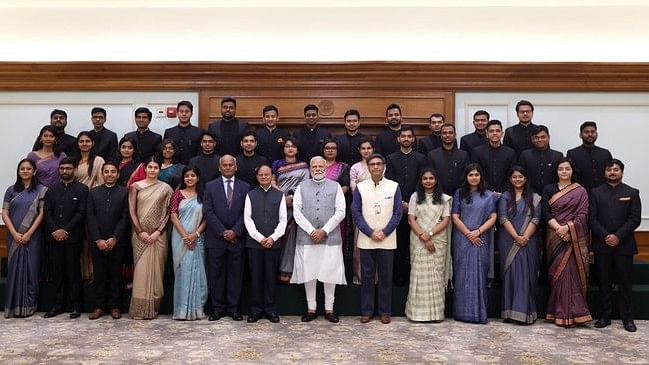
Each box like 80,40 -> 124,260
542,158 -> 592,326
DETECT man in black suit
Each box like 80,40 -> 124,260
86,161 -> 129,320
589,159 -> 641,332
43,157 -> 88,319
460,109 -> 489,158
163,100 -> 203,165
427,123 -> 468,196
518,125 -> 563,195
335,109 -> 366,166
88,107 -> 118,162
33,109 -> 76,157
203,155 -> 250,321
207,97 -> 249,157
417,113 -> 444,157
124,107 -> 162,163
294,104 -> 332,164
375,103 -> 403,157
567,121 -> 613,191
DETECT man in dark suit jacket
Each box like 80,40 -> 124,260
86,161 -> 129,320
44,157 -> 89,319
207,97 -> 249,157
203,154 -> 250,321
589,159 -> 641,332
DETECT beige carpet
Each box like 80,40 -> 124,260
0,314 -> 647,364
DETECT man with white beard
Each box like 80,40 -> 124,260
291,156 -> 347,323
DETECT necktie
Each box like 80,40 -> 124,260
226,179 -> 233,208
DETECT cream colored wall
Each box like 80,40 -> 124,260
1,0 -> 648,62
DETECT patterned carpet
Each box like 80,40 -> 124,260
0,315 -> 647,364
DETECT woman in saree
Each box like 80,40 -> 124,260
74,131 -> 105,281
451,163 -> 498,324
271,137 -> 310,282
28,125 -> 66,281
542,158 -> 592,327
157,139 -> 184,190
498,166 -> 541,324
27,125 -> 66,188
169,165 -> 208,320
348,136 -> 375,284
117,136 -> 145,188
128,157 -> 173,319
405,168 -> 451,322
74,131 -> 104,188
322,139 -> 352,281
2,159 -> 47,317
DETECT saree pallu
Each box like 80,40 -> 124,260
171,197 -> 208,320
545,183 -> 592,326
405,193 -> 452,322
3,185 -> 47,318
130,182 -> 172,319
274,160 -> 310,278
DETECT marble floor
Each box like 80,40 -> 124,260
0,314 -> 646,364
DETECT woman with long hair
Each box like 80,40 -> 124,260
405,168 -> 452,322
169,165 -> 208,320
542,158 -> 592,326
498,166 -> 542,324
271,137 -> 310,283
128,157 -> 173,319
74,131 -> 104,188
156,139 -> 183,190
117,136 -> 145,188
451,163 -> 498,324
27,125 -> 66,188
2,159 -> 47,317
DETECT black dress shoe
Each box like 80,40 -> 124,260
44,308 -> 63,318
230,312 -> 243,321
623,320 -> 637,332
594,318 -> 611,328
301,312 -> 318,322
70,309 -> 81,319
208,311 -> 226,321
267,312 -> 280,323
324,312 -> 339,323
247,313 -> 264,323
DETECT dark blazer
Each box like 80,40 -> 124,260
589,182 -> 641,255
203,177 -> 250,249
44,181 -> 89,243
86,184 -> 129,243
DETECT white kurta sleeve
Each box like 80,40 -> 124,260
243,195 -> 265,243
269,195 -> 288,242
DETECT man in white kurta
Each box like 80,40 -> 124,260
291,156 -> 347,323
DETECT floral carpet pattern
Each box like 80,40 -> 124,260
0,315 -> 646,364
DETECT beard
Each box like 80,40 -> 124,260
312,173 -> 325,181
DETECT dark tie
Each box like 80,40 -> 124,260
226,179 -> 233,208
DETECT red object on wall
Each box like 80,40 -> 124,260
166,107 -> 177,118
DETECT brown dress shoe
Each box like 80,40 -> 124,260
88,309 -> 104,320
360,316 -> 372,323
111,309 -> 122,319
380,315 -> 391,324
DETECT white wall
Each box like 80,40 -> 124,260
0,91 -> 198,218
456,92 -> 649,229
1,1 -> 648,62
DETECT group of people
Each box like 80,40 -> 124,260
1,98 -> 641,332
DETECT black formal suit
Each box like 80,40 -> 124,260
44,181 -> 89,311
86,184 -> 129,310
203,176 -> 250,314
589,182 -> 641,321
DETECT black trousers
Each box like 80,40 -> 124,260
393,218 -> 411,286
207,244 -> 243,314
595,254 -> 634,321
90,242 -> 124,310
51,241 -> 82,310
247,247 -> 280,316
360,248 -> 394,317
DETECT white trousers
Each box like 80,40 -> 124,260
304,279 -> 336,311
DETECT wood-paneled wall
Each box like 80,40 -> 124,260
1,61 -> 649,261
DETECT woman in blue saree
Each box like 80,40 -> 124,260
498,166 -> 542,324
451,163 -> 498,324
169,165 -> 208,320
157,139 -> 184,190
2,159 -> 47,317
